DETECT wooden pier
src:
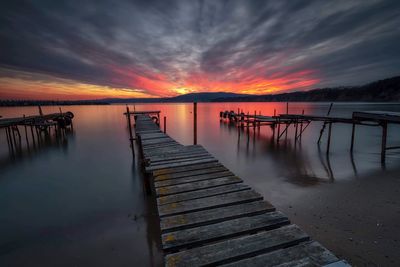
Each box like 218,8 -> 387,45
130,112 -> 349,267
0,109 -> 74,153
220,109 -> 400,163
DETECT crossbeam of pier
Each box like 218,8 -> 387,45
133,113 -> 349,267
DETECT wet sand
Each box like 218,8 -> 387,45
273,168 -> 400,266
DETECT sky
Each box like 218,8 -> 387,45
0,0 -> 399,100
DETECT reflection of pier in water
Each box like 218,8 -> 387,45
220,109 -> 400,165
0,108 -> 75,168
219,119 -> 334,185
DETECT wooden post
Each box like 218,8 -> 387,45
350,123 -> 356,153
193,102 -> 197,145
5,127 -> 11,150
163,116 -> 167,133
30,125 -> 36,147
126,106 -> 135,157
326,122 -> 332,154
299,110 -> 304,140
277,119 -> 281,143
286,102 -> 289,114
23,115 -> 29,147
254,110 -> 256,129
294,119 -> 298,143
381,122 -> 387,163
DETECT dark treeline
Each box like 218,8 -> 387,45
0,99 -> 110,107
213,76 -> 400,102
1,76 -> 399,105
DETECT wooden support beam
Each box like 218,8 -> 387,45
163,116 -> 167,134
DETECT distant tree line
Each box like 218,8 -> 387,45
0,100 -> 110,106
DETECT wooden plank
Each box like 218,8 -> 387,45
153,162 -> 223,176
155,171 -> 234,187
141,136 -> 173,143
158,190 -> 262,217
142,141 -> 179,148
164,224 -> 310,267
156,176 -> 243,197
221,241 -> 339,267
141,137 -> 175,145
154,166 -> 228,181
149,155 -> 215,167
146,158 -> 218,172
148,152 -> 211,163
157,184 -> 251,205
160,200 -> 275,233
162,211 -> 289,251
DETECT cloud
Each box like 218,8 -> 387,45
0,0 -> 399,99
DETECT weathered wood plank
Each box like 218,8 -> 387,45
146,158 -> 218,172
157,183 -> 250,205
148,152 -> 211,163
153,162 -> 223,176
155,171 -> 234,187
149,155 -> 215,167
156,176 -> 243,197
158,190 -> 262,217
154,166 -> 228,181
160,200 -> 275,233
164,224 -> 309,267
141,137 -> 175,145
221,241 -> 339,267
162,211 -> 289,251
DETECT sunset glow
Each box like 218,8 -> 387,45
1,1 -> 399,100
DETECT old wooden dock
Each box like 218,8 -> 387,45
131,112 -> 349,267
220,109 -> 400,163
0,108 -> 74,153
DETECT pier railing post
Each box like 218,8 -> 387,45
193,102 -> 197,145
163,116 -> 167,133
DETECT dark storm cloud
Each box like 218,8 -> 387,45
0,0 -> 399,95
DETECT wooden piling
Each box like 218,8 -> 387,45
163,116 -> 167,133
286,102 -> 289,114
23,115 -> 29,147
326,122 -> 332,154
126,106 -> 135,156
350,123 -> 356,153
193,102 -> 197,145
381,122 -> 387,163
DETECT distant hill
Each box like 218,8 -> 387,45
213,76 -> 400,102
1,76 -> 399,106
103,92 -> 249,103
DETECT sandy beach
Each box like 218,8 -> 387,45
274,168 -> 400,266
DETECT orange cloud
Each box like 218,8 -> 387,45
0,66 -> 320,100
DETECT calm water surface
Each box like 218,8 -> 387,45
1,102 -> 400,266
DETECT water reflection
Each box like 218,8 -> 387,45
0,128 -> 73,170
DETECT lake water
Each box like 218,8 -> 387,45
1,102 -> 400,266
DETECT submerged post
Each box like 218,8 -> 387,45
381,122 -> 387,163
326,122 -> 332,154
193,102 -> 197,145
163,116 -> 167,133
126,106 -> 135,156
350,123 -> 356,153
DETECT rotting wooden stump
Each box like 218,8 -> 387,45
133,113 -> 350,267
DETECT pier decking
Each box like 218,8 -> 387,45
132,113 -> 349,267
